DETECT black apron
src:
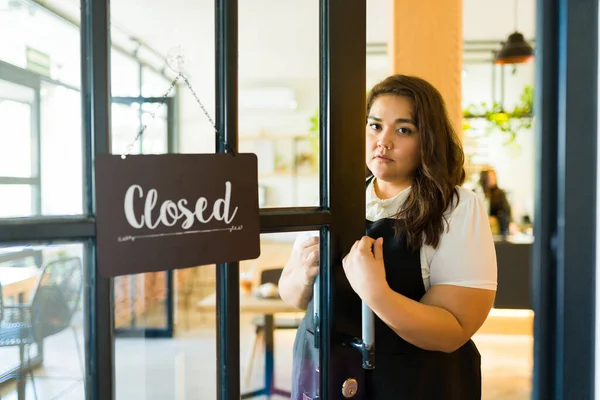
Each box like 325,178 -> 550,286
291,182 -> 482,400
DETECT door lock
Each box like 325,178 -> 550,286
341,378 -> 358,398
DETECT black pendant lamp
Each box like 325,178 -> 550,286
494,0 -> 534,65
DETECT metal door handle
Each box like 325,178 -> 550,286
313,275 -> 320,348
361,301 -> 375,368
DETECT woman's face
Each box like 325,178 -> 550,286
366,95 -> 421,190
487,170 -> 497,187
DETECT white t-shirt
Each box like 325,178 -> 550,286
293,179 -> 498,292
365,179 -> 497,292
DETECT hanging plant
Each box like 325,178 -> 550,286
463,85 -> 533,145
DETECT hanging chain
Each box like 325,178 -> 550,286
121,74 -> 181,159
180,74 -> 216,130
178,74 -> 232,153
121,46 -> 224,158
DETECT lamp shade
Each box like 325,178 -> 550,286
494,32 -> 534,64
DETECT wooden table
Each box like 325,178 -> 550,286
197,291 -> 301,398
196,291 -> 298,315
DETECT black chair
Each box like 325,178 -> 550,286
0,280 -> 37,400
0,257 -> 83,400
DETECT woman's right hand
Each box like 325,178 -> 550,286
278,235 -> 320,310
291,236 -> 320,286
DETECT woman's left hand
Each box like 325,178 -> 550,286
342,236 -> 389,302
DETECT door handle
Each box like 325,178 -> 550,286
313,275 -> 320,348
361,301 -> 375,369
348,301 -> 375,369
340,301 -> 375,369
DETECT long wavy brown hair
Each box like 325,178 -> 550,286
367,74 -> 466,250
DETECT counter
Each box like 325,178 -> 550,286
493,237 -> 533,310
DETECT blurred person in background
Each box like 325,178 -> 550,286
477,168 -> 519,236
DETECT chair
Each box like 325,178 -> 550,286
243,265 -> 302,386
0,257 -> 83,400
0,277 -> 38,400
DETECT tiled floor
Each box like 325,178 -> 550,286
0,312 -> 533,400
0,329 -> 85,400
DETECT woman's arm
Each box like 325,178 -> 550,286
364,283 -> 495,353
343,191 -> 497,352
278,235 -> 320,310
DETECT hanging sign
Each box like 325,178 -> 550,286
94,153 -> 261,277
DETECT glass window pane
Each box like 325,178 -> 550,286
0,243 -> 86,399
40,82 -> 84,216
0,0 -> 80,88
112,49 -> 141,97
111,102 -> 169,156
141,67 -> 170,98
0,0 -> 84,219
238,232 -> 314,396
114,272 -> 169,330
0,82 -> 33,178
113,231 -> 305,399
0,185 -> 33,217
141,103 -> 168,154
238,0 -> 320,208
111,102 -> 142,155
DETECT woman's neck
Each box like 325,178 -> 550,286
373,178 -> 412,200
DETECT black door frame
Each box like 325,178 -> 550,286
532,0 -> 598,398
77,0 -> 366,396
215,0 -> 367,399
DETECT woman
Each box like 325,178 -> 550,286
279,74 -> 497,399
478,167 -> 515,235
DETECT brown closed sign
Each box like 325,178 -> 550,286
95,153 -> 261,277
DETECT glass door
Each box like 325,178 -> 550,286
531,0 -> 598,398
212,0 -> 369,399
111,96 -> 175,338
